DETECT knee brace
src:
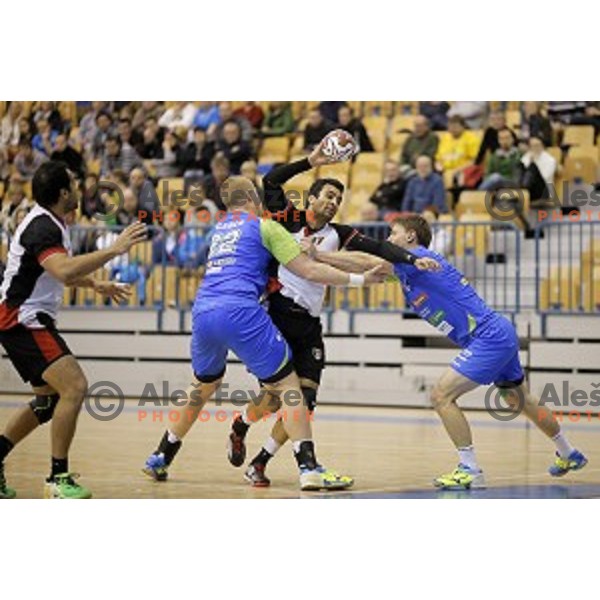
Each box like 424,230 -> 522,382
29,394 -> 60,425
301,386 -> 318,413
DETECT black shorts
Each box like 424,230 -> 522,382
0,322 -> 72,387
268,292 -> 325,386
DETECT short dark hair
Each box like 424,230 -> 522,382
106,134 -> 121,146
448,115 -> 466,128
391,214 -> 432,248
32,161 -> 71,208
19,137 -> 32,149
307,178 -> 345,205
96,110 -> 113,123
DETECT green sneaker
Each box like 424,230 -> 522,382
0,463 -> 16,499
44,473 -> 92,499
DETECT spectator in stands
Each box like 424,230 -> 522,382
475,111 -> 517,166
32,117 -> 58,156
215,102 -> 253,143
17,117 -> 32,145
79,101 -> 107,157
519,102 -> 552,147
0,174 -> 34,235
203,155 -> 231,211
520,136 -> 557,201
570,102 -> 600,136
92,110 -> 115,158
158,101 -> 196,131
262,101 -> 295,137
240,159 -> 261,190
80,173 -> 106,220
33,101 -> 63,133
479,128 -> 523,191
400,115 -> 439,168
13,139 -> 48,181
435,115 -> 479,176
148,130 -> 182,179
215,121 -> 253,174
178,127 -> 215,186
546,101 -> 588,124
0,146 -> 9,181
319,101 -> 346,124
192,101 -> 221,134
130,167 -> 160,224
234,102 -> 264,130
366,159 -> 406,217
100,134 -> 143,177
118,117 -> 144,153
448,101 -> 488,130
139,116 -> 164,159
132,101 -> 163,133
419,102 -> 450,131
403,156 -> 447,213
1,101 -> 22,149
337,105 -> 373,152
51,134 -> 85,180
421,206 -> 451,256
116,188 -> 140,226
152,212 -> 210,269
303,107 -> 334,152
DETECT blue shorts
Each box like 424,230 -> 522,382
450,316 -> 524,386
191,303 -> 291,382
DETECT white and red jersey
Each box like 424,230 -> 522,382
0,204 -> 71,330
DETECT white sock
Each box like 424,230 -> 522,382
241,411 -> 252,426
167,430 -> 180,444
552,432 -> 575,458
264,436 -> 281,456
457,446 -> 480,471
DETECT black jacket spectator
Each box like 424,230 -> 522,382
369,161 -> 406,212
338,106 -> 373,152
419,102 -> 450,131
216,121 -> 253,174
51,135 -> 85,179
304,108 -> 335,151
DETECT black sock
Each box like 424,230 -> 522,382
251,447 -> 273,467
51,457 -> 69,479
232,415 -> 250,438
294,440 -> 318,471
0,435 -> 14,463
156,431 -> 182,465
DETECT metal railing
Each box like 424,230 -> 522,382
535,220 -> 600,315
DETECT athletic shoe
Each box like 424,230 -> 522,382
142,453 -> 169,481
227,431 -> 246,468
548,450 -> 588,477
44,473 -> 92,499
244,463 -> 271,488
433,464 -> 486,490
0,463 -> 16,499
300,467 -> 355,491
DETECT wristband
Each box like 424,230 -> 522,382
348,273 -> 365,287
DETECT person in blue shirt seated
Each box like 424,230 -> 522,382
402,155 -> 447,214
31,117 -> 59,157
310,213 -> 588,491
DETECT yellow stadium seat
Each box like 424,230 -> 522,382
394,102 -> 419,116
156,178 -> 185,207
351,171 -> 381,196
390,115 -> 415,133
150,266 -> 179,307
368,280 -> 405,310
568,145 -> 599,162
318,162 -> 351,179
455,214 -> 491,258
563,156 -> 597,183
368,130 -> 387,153
362,116 -> 388,134
330,287 -> 365,310
455,191 -> 487,219
363,101 -> 394,117
283,171 -> 315,207
546,146 -> 562,166
354,152 -> 385,174
582,265 -> 600,312
540,266 -> 581,311
387,132 -> 410,158
505,110 -> 521,129
563,125 -> 595,147
291,101 -> 306,119
259,136 -> 290,165
87,159 -> 101,176
346,101 -> 363,117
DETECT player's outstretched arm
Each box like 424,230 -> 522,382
41,222 -> 147,285
313,249 -> 392,275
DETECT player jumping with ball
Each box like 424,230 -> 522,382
310,213 -> 588,490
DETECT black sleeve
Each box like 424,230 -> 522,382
331,224 -> 417,265
20,215 -> 66,262
262,158 -> 312,211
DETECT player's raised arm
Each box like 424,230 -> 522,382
41,222 -> 147,285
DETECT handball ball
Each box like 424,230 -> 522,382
321,129 -> 359,162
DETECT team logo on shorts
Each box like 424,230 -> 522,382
312,347 -> 323,361
413,293 -> 428,308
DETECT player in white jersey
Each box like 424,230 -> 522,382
224,140 -> 438,486
0,161 -> 146,499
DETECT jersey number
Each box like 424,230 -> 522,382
208,230 -> 242,259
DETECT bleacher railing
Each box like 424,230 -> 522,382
328,221 -> 522,317
61,222 -> 522,325
535,220 -> 600,316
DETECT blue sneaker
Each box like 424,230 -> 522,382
548,450 -> 588,477
143,453 -> 169,481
